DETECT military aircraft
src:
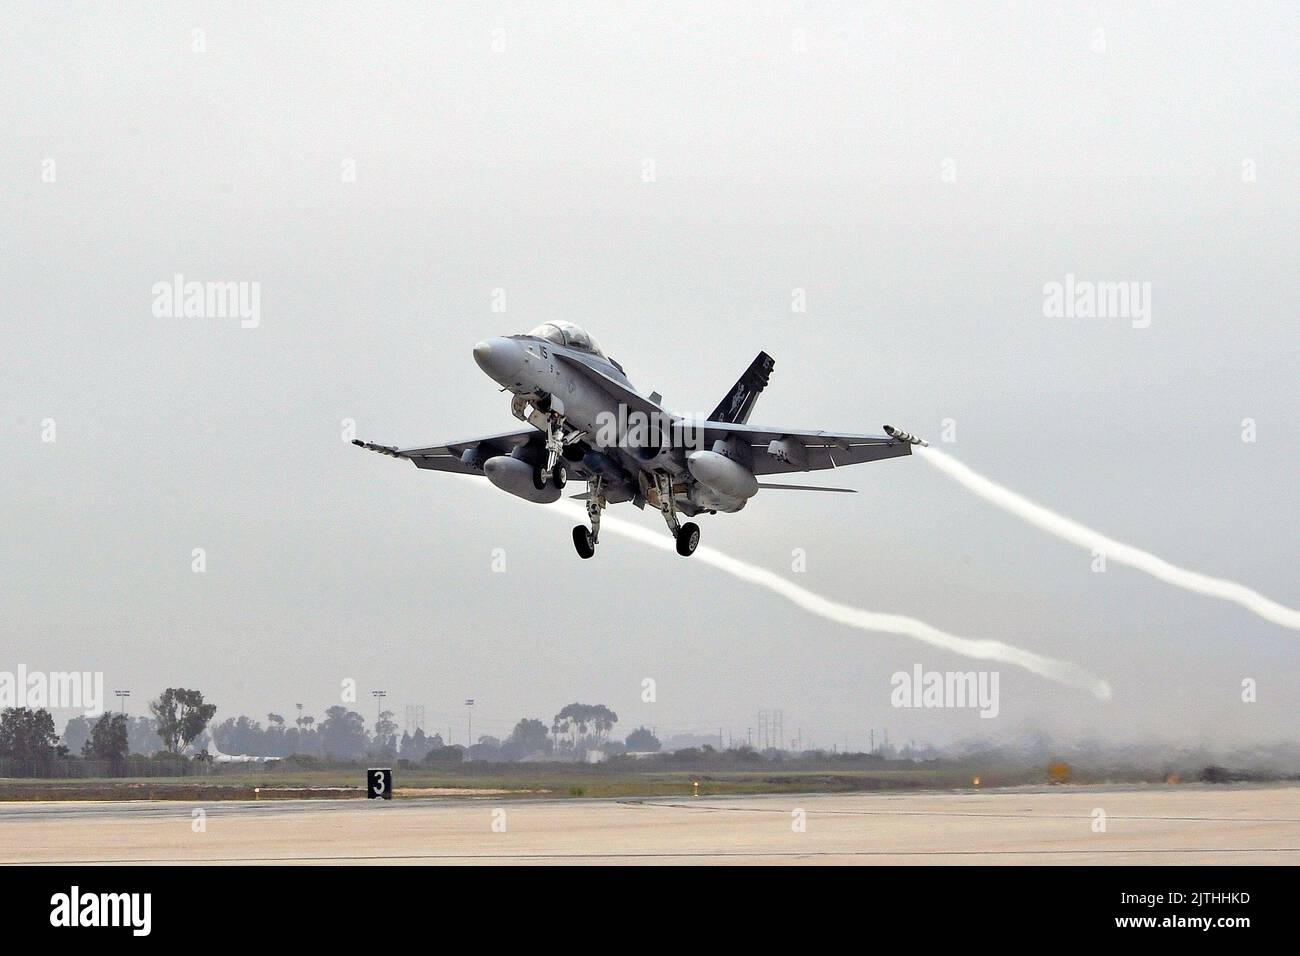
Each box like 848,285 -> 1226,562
354,321 -> 926,558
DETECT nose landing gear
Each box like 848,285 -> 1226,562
532,410 -> 581,491
534,462 -> 567,490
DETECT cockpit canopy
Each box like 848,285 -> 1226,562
524,321 -> 605,358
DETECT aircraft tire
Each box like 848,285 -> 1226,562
676,522 -> 700,557
572,525 -> 595,559
552,464 -> 567,489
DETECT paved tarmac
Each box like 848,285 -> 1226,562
1,785 -> 1295,865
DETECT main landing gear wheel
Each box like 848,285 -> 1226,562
532,464 -> 547,490
552,463 -> 567,489
572,525 -> 595,559
676,521 -> 700,557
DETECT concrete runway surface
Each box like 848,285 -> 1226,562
1,785 -> 1296,865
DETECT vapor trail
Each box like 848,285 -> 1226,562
543,499 -> 1113,700
916,446 -> 1300,630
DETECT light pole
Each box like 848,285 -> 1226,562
371,690 -> 386,739
464,698 -> 475,750
114,690 -> 131,716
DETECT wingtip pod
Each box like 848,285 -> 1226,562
884,424 -> 929,447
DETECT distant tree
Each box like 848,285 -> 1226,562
149,688 -> 217,754
319,705 -> 368,759
0,708 -> 67,765
468,735 -> 502,761
553,703 -> 619,756
625,726 -> 661,752
61,715 -> 96,756
589,705 -> 618,746
291,714 -> 318,755
371,709 -> 398,756
126,716 -> 157,756
501,718 -> 552,760
423,744 -> 464,766
82,713 -> 130,764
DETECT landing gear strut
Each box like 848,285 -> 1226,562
572,477 -> 605,559
543,411 -> 565,474
532,410 -> 578,491
651,472 -> 700,557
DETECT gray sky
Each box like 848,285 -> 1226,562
2,2 -> 1296,750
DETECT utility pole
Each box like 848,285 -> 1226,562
465,698 -> 475,749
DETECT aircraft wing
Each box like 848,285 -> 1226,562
352,428 -> 537,474
694,421 -> 913,476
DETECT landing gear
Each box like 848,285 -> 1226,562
676,522 -> 700,557
533,462 -> 567,490
542,411 -> 565,475
572,525 -> 595,559
650,471 -> 700,557
572,477 -> 606,559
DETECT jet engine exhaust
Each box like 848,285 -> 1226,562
915,446 -> 1300,631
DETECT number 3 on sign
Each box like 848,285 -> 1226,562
367,767 -> 393,800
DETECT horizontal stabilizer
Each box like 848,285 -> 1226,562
757,482 -> 857,493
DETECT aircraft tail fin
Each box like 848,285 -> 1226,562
708,351 -> 774,424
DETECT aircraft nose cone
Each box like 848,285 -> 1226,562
473,337 -> 525,381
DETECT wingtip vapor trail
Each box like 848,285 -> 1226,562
915,446 -> 1300,631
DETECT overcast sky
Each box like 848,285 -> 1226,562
3,2 -> 1296,750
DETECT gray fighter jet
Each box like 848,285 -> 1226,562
355,321 -> 925,558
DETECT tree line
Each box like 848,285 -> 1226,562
0,689 -> 661,774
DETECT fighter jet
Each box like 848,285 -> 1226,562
354,321 -> 926,558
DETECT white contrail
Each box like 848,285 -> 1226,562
916,446 -> 1300,630
542,498 -> 1113,700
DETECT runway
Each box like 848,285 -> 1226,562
1,785 -> 1296,865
